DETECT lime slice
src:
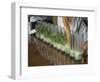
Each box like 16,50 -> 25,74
70,50 -> 75,57
74,51 -> 83,60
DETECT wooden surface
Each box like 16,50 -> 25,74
28,41 -> 50,66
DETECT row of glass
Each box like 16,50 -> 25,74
34,21 -> 83,60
